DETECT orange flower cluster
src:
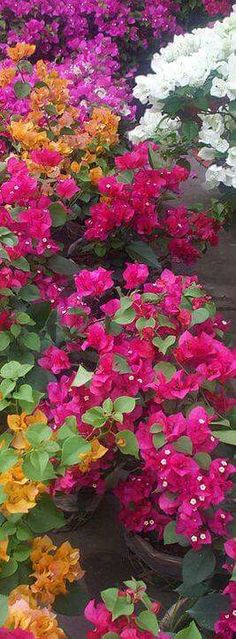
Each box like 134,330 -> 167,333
30,535 -> 84,605
4,44 -> 120,187
0,67 -> 16,88
79,437 -> 108,473
84,107 -> 120,147
7,409 -> 47,450
5,586 -> 66,639
7,42 -> 36,62
0,537 -> 9,563
0,462 -> 45,515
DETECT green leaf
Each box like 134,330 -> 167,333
49,202 -> 67,227
136,610 -> 159,635
164,521 -> 188,546
148,146 -> 163,169
26,422 -> 51,445
183,548 -> 216,586
157,313 -> 175,328
177,582 -> 209,599
191,308 -> 209,326
52,582 -> 89,616
45,103 -> 57,115
173,436 -> 193,454
0,594 -> 8,626
113,396 -> 136,414
56,418 -> 77,440
142,293 -> 162,303
60,126 -> 75,136
15,312 -> 35,326
48,255 -> 79,275
136,317 -> 155,331
112,597 -> 134,621
16,524 -> 32,541
71,365 -> 93,388
102,634 -> 120,639
212,430 -> 236,445
126,241 -> 161,269
14,80 -> 31,98
150,423 -> 163,434
154,361 -> 176,380
152,335 -> 176,354
25,494 -> 65,532
18,60 -> 33,74
12,257 -> 30,272
82,407 -> 106,428
0,378 -> 16,398
0,332 -> 10,351
0,558 -> 18,578
13,546 -> 31,562
103,398 -> 113,414
101,588 -> 119,612
184,285 -> 202,298
23,454 -> 55,482
0,399 -> 9,411
10,325 -> 21,338
0,449 -> 17,472
117,170 -> 134,184
182,121 -> 199,142
61,435 -> 91,465
0,361 -> 33,379
29,302 -> 51,329
17,389 -> 43,415
194,452 -> 211,469
153,432 -> 166,449
113,355 -> 131,374
116,430 -> 139,458
22,332 -> 40,352
13,384 -> 33,402
175,621 -> 202,639
189,594 -> 230,631
19,284 -> 40,302
114,306 -> 136,325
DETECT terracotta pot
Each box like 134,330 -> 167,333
125,533 -> 183,580
54,489 -> 104,528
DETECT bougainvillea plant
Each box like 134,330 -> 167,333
0,0 -> 234,635
130,5 -> 236,203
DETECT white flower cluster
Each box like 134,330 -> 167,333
130,6 -> 236,190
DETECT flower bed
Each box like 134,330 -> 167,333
0,3 -> 235,639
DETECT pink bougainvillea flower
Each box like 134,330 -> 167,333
74,268 -> 113,297
0,631 -> 35,639
123,263 -> 149,288
224,539 -> 236,559
56,177 -> 79,199
38,346 -> 70,375
30,149 -> 62,167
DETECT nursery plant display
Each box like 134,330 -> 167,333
0,3 -> 235,639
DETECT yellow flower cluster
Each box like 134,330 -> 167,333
30,536 -> 84,605
0,462 -> 46,515
5,586 -> 66,639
